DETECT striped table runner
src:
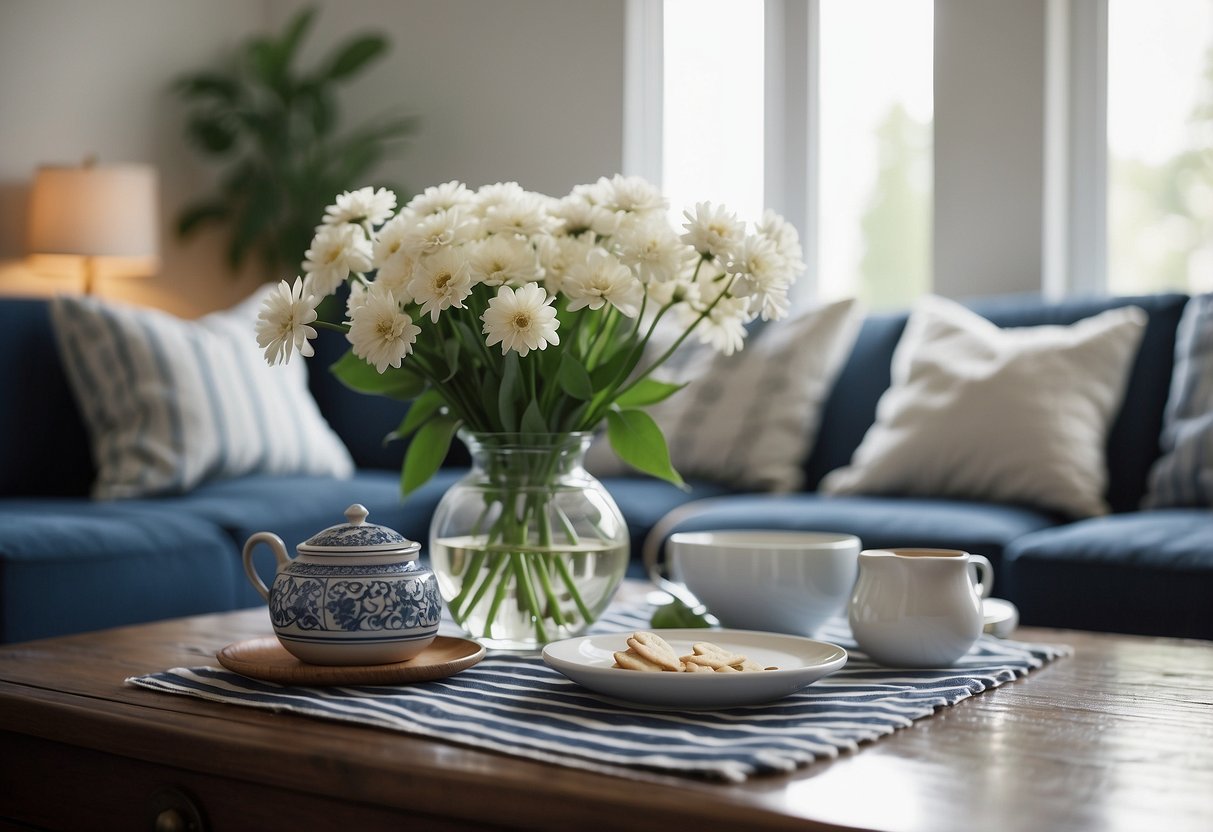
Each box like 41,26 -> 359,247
128,604 -> 1069,782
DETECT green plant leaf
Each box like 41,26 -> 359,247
498,352 -> 521,433
174,72 -> 240,102
389,388 -> 446,443
650,599 -> 713,629
276,6 -> 316,71
324,35 -> 388,81
330,349 -> 426,400
520,398 -> 548,434
589,346 -> 636,389
176,201 -> 229,237
441,338 -> 460,382
402,415 -> 459,496
187,114 -> 238,154
557,353 -> 594,400
615,378 -> 686,409
605,408 -> 686,488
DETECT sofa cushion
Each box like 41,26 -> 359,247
0,300 -> 93,497
1145,293 -> 1213,508
647,493 -> 1061,575
50,289 -> 355,499
803,293 -> 1189,513
0,501 -> 242,642
1003,510 -> 1213,639
819,295 -> 1147,518
586,299 -> 861,491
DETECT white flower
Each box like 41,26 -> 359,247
562,248 -> 644,317
303,224 -> 373,297
474,181 -> 528,216
683,293 -> 750,356
347,284 -> 421,373
406,180 -> 475,216
483,191 -> 553,238
481,282 -> 560,357
371,214 -> 417,298
256,277 -> 318,365
615,218 -> 690,284
469,235 -> 541,287
551,193 -> 617,238
681,202 -> 745,260
757,209 -> 806,270
322,186 -> 397,227
599,174 -> 666,217
537,235 -> 596,295
401,209 -> 475,255
727,234 -> 792,321
408,247 -> 474,322
345,280 -> 368,319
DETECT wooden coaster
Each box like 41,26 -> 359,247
217,636 -> 486,686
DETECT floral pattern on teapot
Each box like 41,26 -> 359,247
270,572 -> 441,632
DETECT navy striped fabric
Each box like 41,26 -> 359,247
128,603 -> 1069,782
51,288 -> 354,499
1146,293 -> 1213,508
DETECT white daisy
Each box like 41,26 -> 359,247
406,180 -> 475,216
347,285 -> 422,373
322,186 -> 397,227
400,209 -> 474,256
562,248 -> 644,317
756,209 -> 806,271
615,217 -> 690,284
345,280 -> 369,319
483,191 -> 553,238
474,181 -> 528,217
682,293 -> 750,356
537,234 -> 596,295
407,247 -> 474,323
681,202 -> 746,260
551,193 -> 616,238
468,235 -> 541,287
727,234 -> 792,321
600,174 -> 666,217
481,282 -> 560,357
255,277 -> 318,365
371,214 -> 417,297
302,223 -> 373,297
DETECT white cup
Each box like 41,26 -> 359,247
661,530 -> 862,636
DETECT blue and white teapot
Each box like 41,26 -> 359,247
242,504 -> 442,666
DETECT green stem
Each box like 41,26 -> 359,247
463,552 -> 510,626
511,552 -> 548,642
554,556 -> 595,623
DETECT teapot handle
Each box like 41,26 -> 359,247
242,532 -> 291,601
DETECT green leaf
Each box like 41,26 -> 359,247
187,114 -> 237,154
605,408 -> 686,489
589,346 -> 636,389
389,388 -> 446,442
173,72 -> 240,102
402,415 -> 459,496
650,599 -> 713,629
324,35 -> 388,81
520,398 -> 547,434
557,353 -> 594,400
441,338 -> 460,382
498,352 -> 521,433
276,6 -> 316,70
176,201 -> 229,237
614,378 -> 686,409
330,349 -> 426,400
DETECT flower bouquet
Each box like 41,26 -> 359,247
256,175 -> 804,647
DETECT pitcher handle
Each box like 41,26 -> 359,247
242,532 -> 290,601
970,554 -> 994,599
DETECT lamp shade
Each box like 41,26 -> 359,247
27,163 -> 159,258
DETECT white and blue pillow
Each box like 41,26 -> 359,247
51,288 -> 354,500
1145,293 -> 1213,508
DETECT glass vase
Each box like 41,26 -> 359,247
429,431 -> 629,650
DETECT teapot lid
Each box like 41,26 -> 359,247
297,504 -> 420,556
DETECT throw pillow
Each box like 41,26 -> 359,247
586,298 -> 862,491
818,294 -> 1147,518
1144,293 -> 1213,508
51,288 -> 354,500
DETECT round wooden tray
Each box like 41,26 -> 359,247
217,636 -> 486,686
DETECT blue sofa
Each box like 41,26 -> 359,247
1,292 -> 1209,643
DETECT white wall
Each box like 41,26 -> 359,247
934,0 -> 1048,299
0,0 -> 627,314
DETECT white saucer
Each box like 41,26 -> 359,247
983,598 -> 1020,638
542,628 -> 847,709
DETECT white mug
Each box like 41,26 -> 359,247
848,548 -> 994,667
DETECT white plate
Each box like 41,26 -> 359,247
542,629 -> 848,708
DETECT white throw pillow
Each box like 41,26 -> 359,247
819,295 -> 1147,518
1144,293 -> 1213,508
586,298 -> 862,491
51,288 -> 354,500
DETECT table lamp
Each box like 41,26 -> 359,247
26,159 -> 159,295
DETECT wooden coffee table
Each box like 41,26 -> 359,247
2,593 -> 1211,831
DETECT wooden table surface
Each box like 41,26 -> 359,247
1,596 -> 1212,832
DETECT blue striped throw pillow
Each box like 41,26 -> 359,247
50,288 -> 354,500
1145,293 -> 1213,508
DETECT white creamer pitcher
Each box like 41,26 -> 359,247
848,548 -> 993,667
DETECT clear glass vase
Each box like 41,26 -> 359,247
429,431 -> 629,650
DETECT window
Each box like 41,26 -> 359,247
1106,0 -> 1213,295
651,0 -> 934,309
